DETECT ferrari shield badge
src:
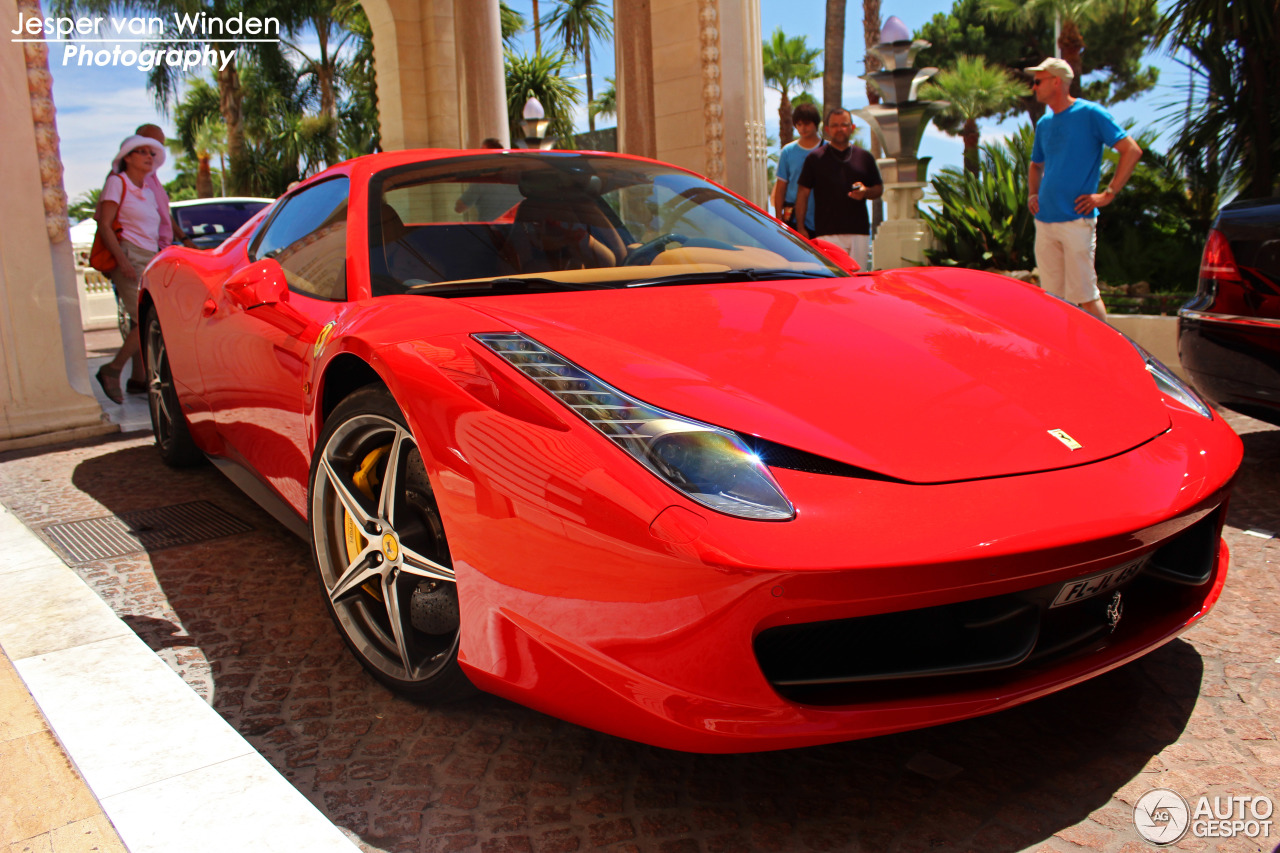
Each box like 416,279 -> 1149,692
314,321 -> 337,357
1048,429 -> 1082,450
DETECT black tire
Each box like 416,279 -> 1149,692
308,386 -> 473,702
144,314 -> 203,467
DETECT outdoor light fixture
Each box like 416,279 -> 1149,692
880,16 -> 911,43
520,97 -> 554,149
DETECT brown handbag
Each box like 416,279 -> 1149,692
89,174 -> 126,274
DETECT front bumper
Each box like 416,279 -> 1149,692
379,335 -> 1243,752
430,396 -> 1241,752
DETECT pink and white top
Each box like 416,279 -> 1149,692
144,172 -> 174,245
101,172 -> 162,252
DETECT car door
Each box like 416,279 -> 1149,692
199,177 -> 350,515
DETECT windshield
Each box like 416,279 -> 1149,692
368,153 -> 844,296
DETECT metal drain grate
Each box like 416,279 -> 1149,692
43,501 -> 254,563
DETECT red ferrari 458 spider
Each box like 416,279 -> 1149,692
138,149 -> 1241,753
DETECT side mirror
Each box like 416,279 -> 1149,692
811,238 -> 862,273
225,258 -> 290,309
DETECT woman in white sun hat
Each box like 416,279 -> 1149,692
94,133 -> 166,404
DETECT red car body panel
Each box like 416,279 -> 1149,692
460,271 -> 1171,483
137,149 -> 1243,752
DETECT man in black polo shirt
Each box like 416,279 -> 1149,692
793,108 -> 883,270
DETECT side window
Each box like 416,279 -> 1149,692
254,177 -> 349,300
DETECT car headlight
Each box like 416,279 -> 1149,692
474,333 -> 795,520
1128,340 -> 1212,419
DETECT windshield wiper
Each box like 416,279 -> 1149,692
408,277 -> 606,295
625,268 -> 837,288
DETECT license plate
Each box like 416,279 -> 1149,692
1050,558 -> 1145,608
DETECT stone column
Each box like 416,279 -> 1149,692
453,0 -> 509,148
644,0 -> 766,207
0,0 -> 111,451
717,0 -> 767,207
615,0 -> 656,159
365,0 -> 426,151
366,0 -> 463,150
420,0 -> 460,147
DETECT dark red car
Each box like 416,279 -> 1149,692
138,149 -> 1241,752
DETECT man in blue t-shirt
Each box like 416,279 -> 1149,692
1027,57 -> 1142,322
771,102 -> 821,233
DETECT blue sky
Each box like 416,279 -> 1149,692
48,0 -> 1189,206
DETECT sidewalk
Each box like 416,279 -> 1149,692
0,329 -> 359,853
2,328 -> 135,853
0,641 -> 126,853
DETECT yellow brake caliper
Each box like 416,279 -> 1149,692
345,444 -> 390,602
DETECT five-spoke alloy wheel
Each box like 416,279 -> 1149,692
309,386 -> 472,701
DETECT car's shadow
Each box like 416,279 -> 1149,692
67,443 -> 1203,852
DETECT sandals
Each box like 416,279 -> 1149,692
96,365 -> 123,404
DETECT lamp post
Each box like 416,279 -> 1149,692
853,15 -> 948,270
518,97 -> 555,150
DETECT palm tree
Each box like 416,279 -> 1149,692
334,0 -> 380,157
192,121 -> 229,198
762,29 -> 823,146
546,0 -> 613,133
920,56 -> 1031,174
174,77 -> 220,196
500,1 -> 526,50
174,94 -> 229,198
863,0 -> 883,227
823,0 -> 847,116
51,0 -> 302,194
281,0 -> 362,123
862,0 -> 882,103
277,0 -> 363,169
505,50 -> 583,147
1156,0 -> 1278,199
590,77 -> 616,124
982,0 -> 1108,95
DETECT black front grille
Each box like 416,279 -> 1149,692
754,507 -> 1224,706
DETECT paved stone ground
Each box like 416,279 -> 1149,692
0,410 -> 1277,853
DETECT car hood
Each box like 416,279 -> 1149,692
460,269 -> 1170,483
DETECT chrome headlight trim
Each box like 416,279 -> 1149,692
474,332 -> 795,520
1127,339 -> 1213,419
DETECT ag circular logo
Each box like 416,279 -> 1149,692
1134,788 -> 1190,845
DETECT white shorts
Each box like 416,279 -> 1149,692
818,233 -> 871,271
1034,218 -> 1099,304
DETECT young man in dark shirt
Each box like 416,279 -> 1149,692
794,108 -> 883,270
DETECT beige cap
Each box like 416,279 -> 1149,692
1025,58 -> 1074,81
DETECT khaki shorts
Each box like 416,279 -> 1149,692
110,239 -> 157,322
817,233 -> 871,271
1034,218 -> 1099,304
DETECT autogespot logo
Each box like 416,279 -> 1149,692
1134,788 -> 1190,845
1135,787 -> 1275,845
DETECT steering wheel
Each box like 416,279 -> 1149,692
623,232 -> 690,266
